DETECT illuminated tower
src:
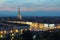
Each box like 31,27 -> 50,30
17,6 -> 22,20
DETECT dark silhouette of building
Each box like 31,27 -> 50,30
22,30 -> 33,40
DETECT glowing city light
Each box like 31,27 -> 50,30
17,22 -> 20,23
0,31 -> 3,34
4,31 -> 7,33
0,35 -> 3,38
10,30 -> 13,33
20,29 -> 23,34
26,22 -> 32,25
21,29 -> 23,32
15,30 -> 18,33
44,24 -> 49,28
12,34 -> 15,36
11,37 -> 14,40
29,29 -> 31,31
25,29 -> 27,31
49,24 -> 55,29
49,24 -> 55,27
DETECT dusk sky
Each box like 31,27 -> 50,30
0,0 -> 60,11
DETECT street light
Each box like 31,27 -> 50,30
0,31 -> 3,34
15,29 -> 19,33
4,30 -> 7,33
10,30 -> 13,33
0,35 -> 3,38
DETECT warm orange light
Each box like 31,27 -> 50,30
15,30 -> 18,33
0,31 -> 3,34
26,22 -> 32,25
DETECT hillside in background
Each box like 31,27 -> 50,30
0,11 -> 60,17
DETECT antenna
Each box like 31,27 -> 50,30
17,6 -> 22,20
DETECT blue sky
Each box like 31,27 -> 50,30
0,0 -> 60,11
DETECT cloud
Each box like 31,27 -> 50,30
0,0 -> 60,11
0,0 -> 6,3
0,6 -> 17,11
20,7 -> 60,11
1,0 -> 60,7
0,6 -> 60,11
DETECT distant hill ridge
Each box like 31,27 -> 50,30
0,11 -> 60,17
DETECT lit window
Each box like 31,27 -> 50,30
44,24 -> 48,27
49,24 -> 55,27
49,24 -> 55,29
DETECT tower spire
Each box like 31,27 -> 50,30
17,6 -> 22,20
